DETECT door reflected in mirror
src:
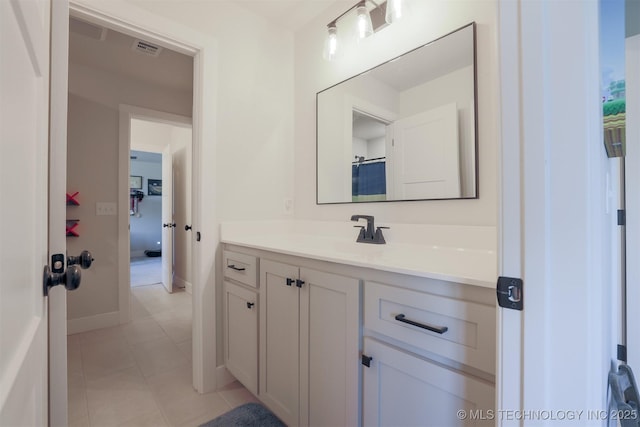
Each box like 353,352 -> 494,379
317,23 -> 478,204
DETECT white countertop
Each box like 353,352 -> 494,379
221,221 -> 497,288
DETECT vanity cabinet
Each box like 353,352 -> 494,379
222,241 -> 495,427
259,259 -> 360,427
222,251 -> 259,395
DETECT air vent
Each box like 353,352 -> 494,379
132,39 -> 163,57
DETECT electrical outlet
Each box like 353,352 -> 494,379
96,202 -> 117,216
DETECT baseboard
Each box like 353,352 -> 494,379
216,365 -> 236,389
175,276 -> 193,294
67,311 -> 120,335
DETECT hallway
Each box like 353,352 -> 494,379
67,284 -> 257,426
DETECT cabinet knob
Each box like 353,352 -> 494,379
296,279 -> 305,288
246,302 -> 255,309
286,278 -> 294,286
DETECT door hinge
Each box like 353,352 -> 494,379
496,276 -> 523,310
618,209 -> 626,226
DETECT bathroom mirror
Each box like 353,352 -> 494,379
316,23 -> 477,204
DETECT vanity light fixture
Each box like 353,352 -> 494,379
385,0 -> 406,24
323,0 -> 405,61
323,21 -> 339,60
355,1 -> 374,39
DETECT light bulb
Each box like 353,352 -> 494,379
385,0 -> 405,24
323,24 -> 339,61
356,2 -> 373,39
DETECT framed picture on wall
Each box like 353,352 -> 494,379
148,179 -> 162,196
129,175 -> 142,189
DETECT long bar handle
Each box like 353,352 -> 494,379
394,314 -> 448,334
227,264 -> 246,272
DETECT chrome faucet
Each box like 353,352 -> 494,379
350,215 -> 388,244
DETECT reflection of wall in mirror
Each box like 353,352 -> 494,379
396,66 -> 475,197
317,74 -> 398,203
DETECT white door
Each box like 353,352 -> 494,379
161,145 -> 174,293
0,0 -> 66,423
390,102 -> 460,200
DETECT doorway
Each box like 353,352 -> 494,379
128,117 -> 193,296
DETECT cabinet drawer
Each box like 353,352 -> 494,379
365,281 -> 495,374
223,250 -> 258,288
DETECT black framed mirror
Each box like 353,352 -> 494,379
316,22 -> 478,204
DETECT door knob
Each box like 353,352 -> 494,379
43,264 -> 81,296
185,225 -> 192,231
67,250 -> 94,269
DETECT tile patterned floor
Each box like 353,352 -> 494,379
68,284 -> 258,427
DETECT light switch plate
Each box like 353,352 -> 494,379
96,202 -> 117,216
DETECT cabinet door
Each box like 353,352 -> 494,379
300,268 -> 360,427
223,281 -> 258,395
363,338 -> 494,427
260,260 -> 300,426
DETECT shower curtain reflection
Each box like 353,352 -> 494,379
352,160 -> 386,202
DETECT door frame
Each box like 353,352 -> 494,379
121,107 -> 192,297
70,0 -> 219,393
497,0 -> 613,421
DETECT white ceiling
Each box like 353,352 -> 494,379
230,0 -> 347,31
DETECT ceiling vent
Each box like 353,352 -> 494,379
132,39 -> 163,57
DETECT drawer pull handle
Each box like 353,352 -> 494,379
394,314 -> 448,334
227,264 -> 246,272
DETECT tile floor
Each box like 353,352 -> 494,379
130,257 -> 162,287
68,283 -> 258,426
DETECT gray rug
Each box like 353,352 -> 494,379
199,403 -> 286,427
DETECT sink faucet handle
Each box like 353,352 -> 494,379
374,226 -> 388,244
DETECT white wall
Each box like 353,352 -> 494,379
129,158 -> 162,258
126,0 -> 295,222
67,94 -> 120,321
124,0 -> 295,366
295,1 -> 498,225
67,60 -> 191,326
